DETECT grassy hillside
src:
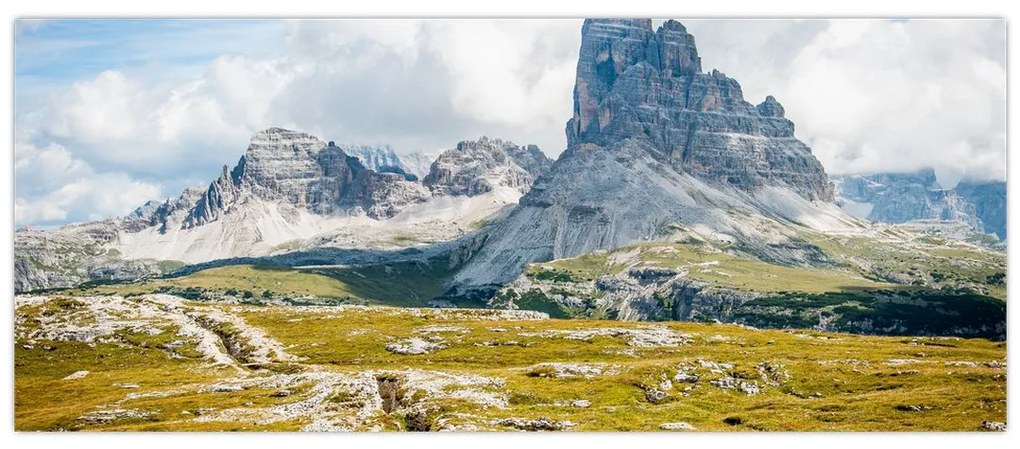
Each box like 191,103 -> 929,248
507,237 -> 1005,338
526,241 -> 891,293
84,259 -> 453,308
69,229 -> 1006,339
14,294 -> 1006,431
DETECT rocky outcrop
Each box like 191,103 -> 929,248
15,128 -> 547,292
833,170 -> 1005,241
13,221 -> 169,292
495,255 -> 1005,339
342,144 -> 403,173
566,19 -> 833,201
452,19 -> 850,288
123,187 -> 206,233
423,137 -> 552,196
185,129 -> 430,226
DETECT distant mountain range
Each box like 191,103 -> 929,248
14,132 -> 550,292
832,169 -> 1005,241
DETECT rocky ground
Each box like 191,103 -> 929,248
15,293 -> 1006,431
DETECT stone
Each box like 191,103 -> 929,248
186,128 -> 431,226
566,19 -> 833,202
644,388 -> 670,403
385,338 -> 448,355
62,370 -> 89,380
981,420 -> 1006,431
673,372 -> 699,383
526,363 -> 615,379
342,144 -> 431,180
954,180 -> 1006,240
209,384 -> 245,393
710,377 -> 761,396
659,422 -> 696,431
519,327 -> 691,347
495,417 -> 576,431
79,408 -> 154,424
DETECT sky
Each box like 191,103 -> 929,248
13,18 -> 1006,228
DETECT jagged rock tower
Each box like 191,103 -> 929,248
567,19 -> 832,201
452,18 -> 840,288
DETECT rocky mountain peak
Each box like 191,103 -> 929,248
756,95 -> 785,118
566,18 -> 833,202
183,128 -> 430,227
452,18 -> 849,289
423,137 -> 552,197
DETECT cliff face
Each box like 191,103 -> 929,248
566,19 -> 833,201
452,19 -> 848,289
14,127 -> 550,292
184,128 -> 431,227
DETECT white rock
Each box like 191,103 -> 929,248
62,370 -> 89,380
660,422 -> 696,431
385,338 -> 447,355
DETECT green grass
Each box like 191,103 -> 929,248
93,265 -> 355,298
803,232 -> 1006,300
241,306 -> 1009,431
14,329 -> 254,431
529,242 -> 890,294
15,298 -> 1007,431
512,239 -> 1005,338
88,258 -> 452,307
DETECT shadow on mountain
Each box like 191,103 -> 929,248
733,286 -> 1006,341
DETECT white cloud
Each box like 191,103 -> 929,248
269,19 -> 581,152
14,19 -> 1007,228
686,19 -> 1006,186
14,140 -> 162,227
422,19 -> 578,128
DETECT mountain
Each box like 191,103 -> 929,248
567,19 -> 833,202
340,144 -> 403,173
423,137 -> 552,196
12,17 -> 1005,342
832,169 -> 1005,241
954,180 -> 1006,240
14,130 -> 550,292
399,151 -> 440,179
341,144 -> 436,180
452,18 -> 853,289
184,129 -> 430,228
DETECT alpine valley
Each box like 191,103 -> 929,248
13,19 -> 1006,432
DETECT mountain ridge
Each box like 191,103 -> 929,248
833,169 -> 1006,241
13,129 -> 550,292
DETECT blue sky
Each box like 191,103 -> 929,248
12,18 -> 1006,228
16,19 -> 282,82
